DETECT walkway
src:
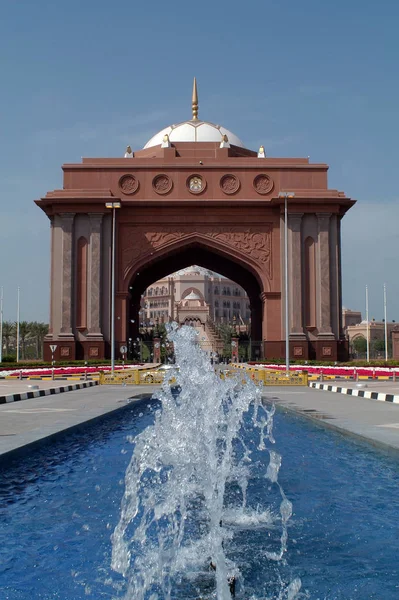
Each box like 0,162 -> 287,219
0,384 -> 159,459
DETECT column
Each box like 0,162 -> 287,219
59,213 -> 75,336
47,216 -> 54,337
289,213 -> 305,336
317,213 -> 333,336
87,213 -> 103,337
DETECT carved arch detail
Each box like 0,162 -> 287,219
120,225 -> 272,287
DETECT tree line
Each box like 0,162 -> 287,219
1,321 -> 49,361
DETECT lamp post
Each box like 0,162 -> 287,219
0,286 -> 3,364
16,286 -> 20,363
384,283 -> 388,360
105,201 -> 121,374
278,191 -> 295,375
365,284 -> 370,363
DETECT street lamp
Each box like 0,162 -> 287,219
105,201 -> 121,374
278,191 -> 295,375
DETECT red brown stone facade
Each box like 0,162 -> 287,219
36,125 -> 355,362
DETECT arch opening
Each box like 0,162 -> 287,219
124,243 -> 264,358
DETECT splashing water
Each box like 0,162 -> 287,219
111,324 -> 301,600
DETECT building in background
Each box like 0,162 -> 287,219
342,308 -> 362,329
141,266 -> 250,327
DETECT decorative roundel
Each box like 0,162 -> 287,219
220,174 -> 240,195
253,174 -> 274,195
119,174 -> 139,195
187,174 -> 206,194
152,174 -> 173,195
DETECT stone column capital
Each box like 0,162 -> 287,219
317,213 -> 332,230
88,213 -> 104,229
57,212 -> 75,232
289,213 -> 304,232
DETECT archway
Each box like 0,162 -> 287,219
124,242 -> 263,349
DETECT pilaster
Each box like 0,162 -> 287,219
317,213 -> 334,338
289,213 -> 306,338
59,213 -> 75,337
87,213 -> 103,338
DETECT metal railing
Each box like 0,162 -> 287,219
99,365 -> 308,386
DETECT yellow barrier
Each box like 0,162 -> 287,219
99,369 -> 176,385
225,366 -> 308,386
98,366 -> 307,387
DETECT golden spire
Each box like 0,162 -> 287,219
192,77 -> 199,120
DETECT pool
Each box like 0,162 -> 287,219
0,396 -> 398,599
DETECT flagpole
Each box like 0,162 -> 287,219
0,287 -> 3,363
16,287 -> 20,363
384,283 -> 388,361
366,285 -> 369,363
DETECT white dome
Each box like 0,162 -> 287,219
185,291 -> 201,300
144,119 -> 245,149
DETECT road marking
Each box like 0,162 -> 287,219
376,423 -> 399,429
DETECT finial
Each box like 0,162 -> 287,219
220,133 -> 230,148
257,145 -> 266,158
161,133 -> 171,148
124,145 -> 133,158
192,77 -> 199,120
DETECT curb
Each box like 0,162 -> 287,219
0,380 -> 99,405
309,382 -> 399,404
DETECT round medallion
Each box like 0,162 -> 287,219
220,174 -> 240,195
119,174 -> 139,195
153,174 -> 173,195
187,174 -> 206,194
253,174 -> 274,195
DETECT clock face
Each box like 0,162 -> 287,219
189,176 -> 203,193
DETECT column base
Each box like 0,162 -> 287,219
262,339 -> 343,362
43,339 -> 76,362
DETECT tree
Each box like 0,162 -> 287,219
353,336 -> 367,354
2,321 -> 15,356
30,322 -> 49,359
16,321 -> 31,360
374,339 -> 385,352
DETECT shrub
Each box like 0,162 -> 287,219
1,355 -> 16,363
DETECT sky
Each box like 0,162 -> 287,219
0,0 -> 398,323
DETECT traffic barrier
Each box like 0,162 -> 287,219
99,368 -> 175,385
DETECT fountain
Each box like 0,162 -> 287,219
111,324 -> 301,599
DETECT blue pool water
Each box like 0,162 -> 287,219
0,397 -> 398,600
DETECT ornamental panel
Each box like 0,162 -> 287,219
152,174 -> 173,195
253,174 -> 274,195
220,174 -> 240,195
119,174 -> 139,195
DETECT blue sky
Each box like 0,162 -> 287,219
0,0 -> 398,323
